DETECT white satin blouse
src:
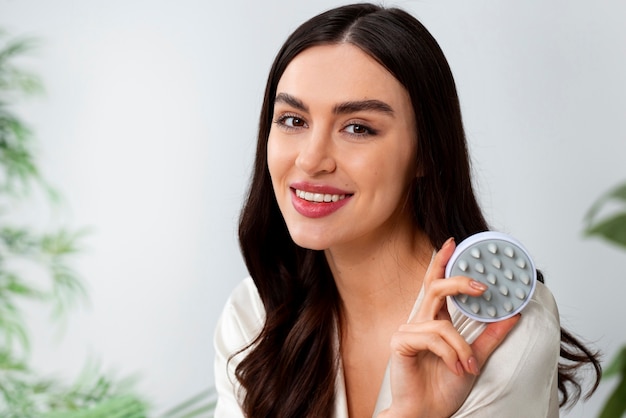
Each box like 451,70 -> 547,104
214,277 -> 561,417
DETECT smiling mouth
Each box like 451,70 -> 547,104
294,188 -> 350,203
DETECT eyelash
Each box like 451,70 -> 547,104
273,113 -> 378,138
273,113 -> 307,131
342,122 -> 377,137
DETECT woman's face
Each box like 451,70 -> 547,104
267,43 -> 418,251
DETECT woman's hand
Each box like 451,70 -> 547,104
379,238 -> 521,418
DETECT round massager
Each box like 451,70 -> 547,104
445,231 -> 537,322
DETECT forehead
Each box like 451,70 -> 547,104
276,43 -> 411,111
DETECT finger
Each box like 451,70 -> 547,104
471,314 -> 522,372
414,276 -> 488,322
424,237 -> 456,286
391,329 -> 467,376
398,321 -> 475,372
436,298 -> 452,322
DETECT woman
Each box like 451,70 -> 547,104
214,3 -> 601,417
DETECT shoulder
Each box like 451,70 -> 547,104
500,280 -> 561,359
505,281 -> 560,357
451,280 -> 559,343
220,277 -> 265,326
522,280 -> 560,332
214,277 -> 265,356
451,282 -> 561,416
452,280 -> 560,356
213,278 -> 265,417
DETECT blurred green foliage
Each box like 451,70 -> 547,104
0,28 -> 147,418
584,181 -> 626,418
0,30 -> 215,417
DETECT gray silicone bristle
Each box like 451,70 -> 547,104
445,231 -> 537,322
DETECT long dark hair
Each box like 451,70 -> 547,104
236,3 -> 600,417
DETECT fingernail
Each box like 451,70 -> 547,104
456,360 -> 464,376
468,356 -> 480,375
470,280 -> 488,291
443,237 -> 455,248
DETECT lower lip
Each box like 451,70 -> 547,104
290,189 -> 352,218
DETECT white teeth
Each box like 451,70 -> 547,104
295,189 -> 346,203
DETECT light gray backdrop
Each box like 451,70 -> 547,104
2,0 -> 624,416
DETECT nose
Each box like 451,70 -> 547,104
295,128 -> 336,176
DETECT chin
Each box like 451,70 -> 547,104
287,228 -> 332,251
291,237 -> 330,252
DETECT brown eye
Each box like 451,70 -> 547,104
351,124 -> 367,134
344,123 -> 374,136
275,115 -> 307,129
290,117 -> 305,127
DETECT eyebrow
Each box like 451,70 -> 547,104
274,92 -> 308,112
274,92 -> 394,116
333,100 -> 394,115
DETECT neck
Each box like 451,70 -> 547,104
325,221 -> 433,330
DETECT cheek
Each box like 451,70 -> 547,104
396,138 -> 418,184
267,137 -> 277,177
267,135 -> 284,180
267,135 -> 297,192
376,144 -> 417,191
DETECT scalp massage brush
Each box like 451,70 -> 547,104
445,231 -> 537,322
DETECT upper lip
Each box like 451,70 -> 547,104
289,181 -> 353,196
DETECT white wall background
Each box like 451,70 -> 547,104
2,0 -> 625,416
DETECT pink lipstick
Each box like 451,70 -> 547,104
289,182 -> 353,218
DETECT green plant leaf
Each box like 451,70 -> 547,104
0,301 -> 31,352
0,28 -> 137,417
41,229 -> 85,256
603,347 -> 626,380
158,388 -> 215,418
41,395 -> 148,418
0,36 -> 38,65
598,375 -> 626,418
0,35 -> 43,97
0,349 -> 28,372
585,182 -> 626,225
585,213 -> 626,248
5,279 -> 40,297
0,227 -> 38,254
